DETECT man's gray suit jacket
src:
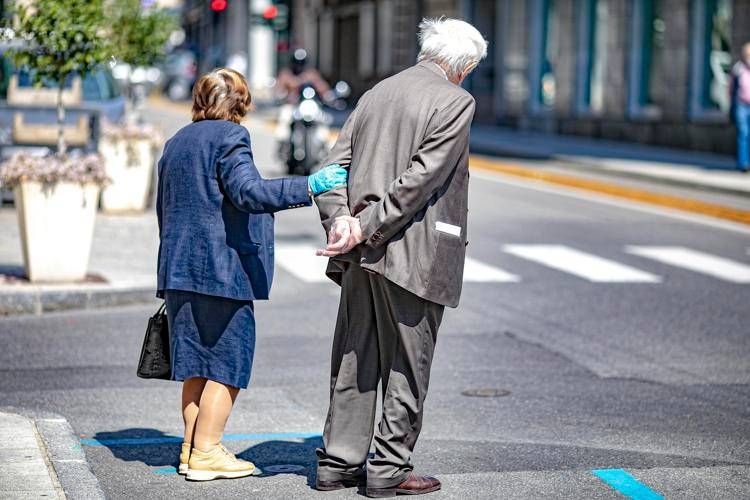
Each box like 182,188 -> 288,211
315,60 -> 476,308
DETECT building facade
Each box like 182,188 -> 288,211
292,0 -> 749,155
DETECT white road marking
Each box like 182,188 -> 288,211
463,257 -> 520,282
471,170 -> 750,236
275,243 -> 519,283
503,244 -> 661,282
626,246 -> 750,283
275,243 -> 329,282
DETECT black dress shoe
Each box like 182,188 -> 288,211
316,471 -> 366,491
366,473 -> 441,497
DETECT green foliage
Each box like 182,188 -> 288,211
10,0 -> 110,88
110,0 -> 177,68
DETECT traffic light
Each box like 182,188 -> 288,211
252,2 -> 288,31
210,0 -> 227,12
262,5 -> 278,20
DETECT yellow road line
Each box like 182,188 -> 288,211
469,156 -> 750,226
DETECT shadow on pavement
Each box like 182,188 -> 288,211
238,436 -> 323,487
91,429 -> 323,485
92,429 -> 183,470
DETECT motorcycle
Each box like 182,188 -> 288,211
281,81 -> 350,176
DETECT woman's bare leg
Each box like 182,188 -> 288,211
182,377 -> 208,445
192,380 -> 240,452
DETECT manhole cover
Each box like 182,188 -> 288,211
264,464 -> 306,474
461,388 -> 511,398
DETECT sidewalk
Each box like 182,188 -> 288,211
0,411 -> 104,499
470,125 -> 750,197
0,209 -> 158,315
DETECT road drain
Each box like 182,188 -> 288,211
461,388 -> 511,398
264,464 -> 306,474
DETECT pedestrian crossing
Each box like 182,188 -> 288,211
273,243 -> 750,285
625,246 -> 750,284
503,244 -> 661,283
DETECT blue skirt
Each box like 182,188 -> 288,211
164,290 -> 256,389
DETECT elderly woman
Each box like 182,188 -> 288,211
155,68 -> 346,481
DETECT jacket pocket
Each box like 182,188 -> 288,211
428,229 -> 466,292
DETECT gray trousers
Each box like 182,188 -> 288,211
316,264 -> 445,488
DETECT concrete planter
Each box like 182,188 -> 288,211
100,137 -> 154,213
15,181 -> 99,282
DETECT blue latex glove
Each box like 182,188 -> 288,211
308,164 -> 348,195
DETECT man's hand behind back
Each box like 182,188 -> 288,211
316,216 -> 364,256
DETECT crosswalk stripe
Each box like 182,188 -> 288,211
275,243 -> 329,282
625,246 -> 750,283
503,244 -> 661,282
275,244 -> 520,283
463,257 -> 520,282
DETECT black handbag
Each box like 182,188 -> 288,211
136,302 -> 172,379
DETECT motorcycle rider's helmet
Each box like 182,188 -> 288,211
291,49 -> 308,75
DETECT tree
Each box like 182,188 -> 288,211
109,0 -> 177,124
10,0 -> 110,155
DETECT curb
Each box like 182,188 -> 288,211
2,407 -> 105,500
469,157 -> 750,226
0,284 -> 156,316
468,140 -> 747,198
556,155 -> 750,199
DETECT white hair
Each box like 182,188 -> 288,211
417,17 -> 488,81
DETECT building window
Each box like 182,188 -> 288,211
575,0 -> 609,115
529,0 -> 560,113
689,0 -> 732,121
627,0 -> 666,119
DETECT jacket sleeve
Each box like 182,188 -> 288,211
218,125 -> 311,214
356,93 -> 475,248
313,103 -> 360,233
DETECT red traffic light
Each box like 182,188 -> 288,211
210,0 -> 227,12
262,5 -> 278,19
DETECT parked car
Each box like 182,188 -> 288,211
0,59 -> 126,125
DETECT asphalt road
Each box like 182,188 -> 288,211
1,106 -> 749,499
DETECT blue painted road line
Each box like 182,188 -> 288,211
592,469 -> 664,500
81,431 -> 322,447
153,466 -> 177,475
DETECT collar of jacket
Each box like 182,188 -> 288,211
417,60 -> 449,80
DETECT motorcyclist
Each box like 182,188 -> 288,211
274,49 -> 333,146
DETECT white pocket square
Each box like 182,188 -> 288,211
435,221 -> 461,237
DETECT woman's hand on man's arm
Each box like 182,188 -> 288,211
308,164 -> 348,195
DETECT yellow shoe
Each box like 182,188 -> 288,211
186,444 -> 256,481
178,443 -> 191,475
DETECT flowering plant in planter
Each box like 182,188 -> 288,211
0,151 -> 108,188
96,1 -> 175,213
101,120 -> 164,167
2,0 -> 111,282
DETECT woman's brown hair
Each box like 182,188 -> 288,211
191,68 -> 252,124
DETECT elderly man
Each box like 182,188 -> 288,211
312,18 -> 487,497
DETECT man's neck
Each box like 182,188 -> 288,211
432,62 -> 449,81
